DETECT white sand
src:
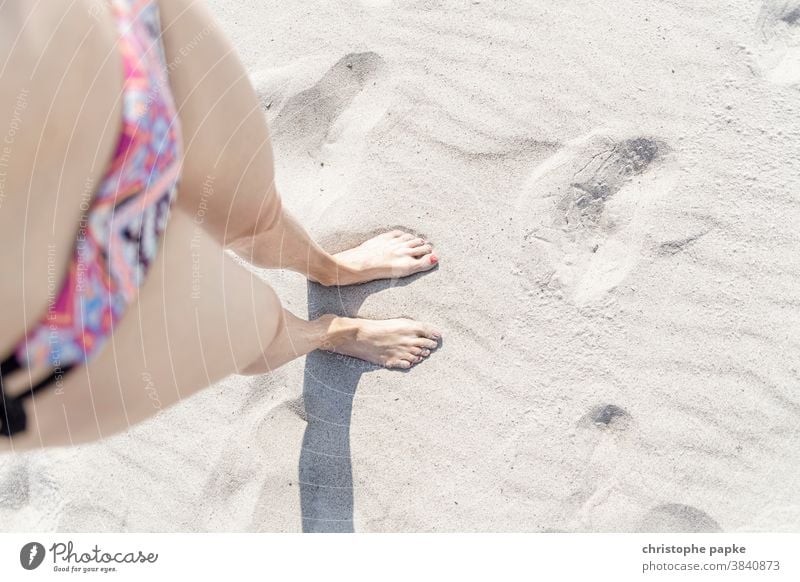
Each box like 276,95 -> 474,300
2,0 -> 799,532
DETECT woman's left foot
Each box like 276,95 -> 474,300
323,230 -> 439,286
321,316 -> 442,369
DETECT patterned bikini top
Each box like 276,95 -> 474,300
0,0 -> 182,436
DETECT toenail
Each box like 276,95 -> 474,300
430,254 -> 438,264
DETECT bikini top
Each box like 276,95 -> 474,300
0,0 -> 182,437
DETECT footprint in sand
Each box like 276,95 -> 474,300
199,400 -> 307,531
637,503 -> 722,533
579,403 -> 633,432
0,462 -> 30,510
515,131 -> 676,305
0,461 -> 62,529
563,400 -> 639,529
756,1 -> 800,85
262,51 -> 387,157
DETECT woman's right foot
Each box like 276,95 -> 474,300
320,230 -> 439,286
321,316 -> 442,369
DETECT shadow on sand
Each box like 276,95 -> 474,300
299,271 -> 428,533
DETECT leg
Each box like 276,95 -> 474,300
4,211 -> 283,450
154,1 -> 442,364
156,0 -> 438,286
3,211 -> 441,451
230,216 -> 441,287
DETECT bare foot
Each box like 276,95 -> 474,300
323,316 -> 442,369
325,230 -> 438,286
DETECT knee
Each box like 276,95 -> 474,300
229,186 -> 283,245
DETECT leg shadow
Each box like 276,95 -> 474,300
299,273 -> 427,532
299,348 -> 363,533
299,281 -> 372,533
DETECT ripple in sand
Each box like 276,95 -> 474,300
57,503 -> 125,532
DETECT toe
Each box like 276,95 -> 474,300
420,348 -> 431,357
405,244 -> 433,257
422,326 -> 442,341
412,253 -> 439,271
412,323 -> 442,341
399,233 -> 415,242
404,237 -> 426,248
386,357 -> 414,369
387,229 -> 404,238
415,338 -> 438,350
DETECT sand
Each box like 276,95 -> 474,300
1,0 -> 799,532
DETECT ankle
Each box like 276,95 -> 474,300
312,257 -> 362,287
318,315 -> 358,351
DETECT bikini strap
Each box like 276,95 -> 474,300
0,353 -> 26,436
0,353 -> 75,437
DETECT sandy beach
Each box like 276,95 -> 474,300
1,0 -> 799,532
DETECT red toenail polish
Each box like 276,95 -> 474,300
430,254 -> 438,264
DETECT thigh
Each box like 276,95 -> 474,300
157,0 -> 282,245
7,209 -> 283,450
